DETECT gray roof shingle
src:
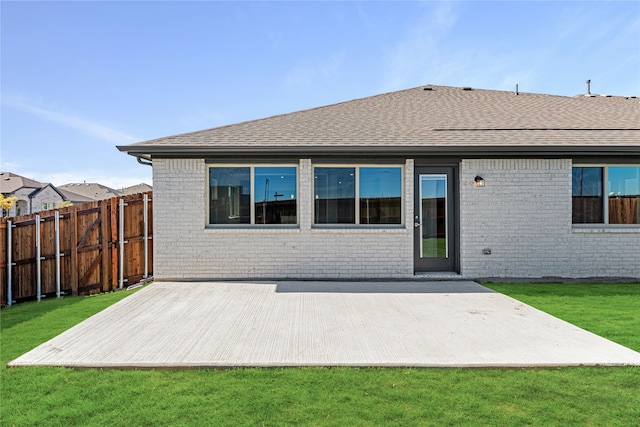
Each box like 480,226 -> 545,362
57,183 -> 121,201
0,172 -> 44,194
118,85 -> 640,157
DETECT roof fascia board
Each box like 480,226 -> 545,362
119,145 -> 640,158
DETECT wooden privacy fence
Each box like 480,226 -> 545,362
0,192 -> 152,306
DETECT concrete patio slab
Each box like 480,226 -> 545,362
8,281 -> 640,368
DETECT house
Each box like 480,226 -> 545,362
117,85 -> 640,280
0,173 -> 115,217
0,172 -> 83,216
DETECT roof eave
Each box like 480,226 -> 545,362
117,145 -> 640,158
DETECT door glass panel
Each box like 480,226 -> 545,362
420,174 -> 447,258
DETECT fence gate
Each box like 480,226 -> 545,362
0,192 -> 152,306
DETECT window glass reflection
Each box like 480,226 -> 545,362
420,175 -> 447,258
254,167 -> 297,224
209,167 -> 251,224
314,167 -> 356,223
359,167 -> 402,224
608,167 -> 640,224
572,167 -> 603,224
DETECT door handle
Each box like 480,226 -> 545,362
414,222 -> 421,228
414,216 -> 421,228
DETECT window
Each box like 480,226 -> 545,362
41,202 -> 54,210
208,166 -> 297,225
572,167 -> 603,223
360,167 -> 403,224
572,166 -> 640,225
314,166 -> 402,225
254,167 -> 298,225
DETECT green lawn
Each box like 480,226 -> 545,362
422,237 -> 446,258
1,283 -> 639,426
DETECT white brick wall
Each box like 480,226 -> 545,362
153,157 -> 639,280
460,159 -> 640,279
153,158 -> 414,280
30,186 -> 65,213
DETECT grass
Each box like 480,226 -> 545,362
1,283 -> 639,426
422,237 -> 446,258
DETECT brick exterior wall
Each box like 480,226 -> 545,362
460,159 -> 640,279
153,158 -> 415,280
30,186 -> 65,213
153,157 -> 639,280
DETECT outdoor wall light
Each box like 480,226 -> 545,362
474,176 -> 485,187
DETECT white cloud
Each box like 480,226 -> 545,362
1,94 -> 138,144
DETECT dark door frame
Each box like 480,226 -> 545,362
414,165 -> 460,273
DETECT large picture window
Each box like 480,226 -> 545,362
209,166 -> 297,225
572,166 -> 640,225
314,166 -> 402,225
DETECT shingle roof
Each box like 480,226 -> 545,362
119,183 -> 152,196
118,85 -> 640,157
0,172 -> 45,194
57,183 -> 121,201
57,188 -> 96,204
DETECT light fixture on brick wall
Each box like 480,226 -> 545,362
474,176 -> 485,187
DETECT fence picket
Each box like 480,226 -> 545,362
1,192 -> 152,306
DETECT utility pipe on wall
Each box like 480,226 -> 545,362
143,193 -> 149,279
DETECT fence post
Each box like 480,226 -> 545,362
110,198 -> 118,290
100,201 -> 110,292
36,214 -> 42,301
7,220 -> 13,306
143,193 -> 149,279
55,210 -> 61,298
118,198 -> 127,289
70,208 -> 78,296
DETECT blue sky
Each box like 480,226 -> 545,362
2,1 -> 638,190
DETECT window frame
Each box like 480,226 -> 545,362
206,163 -> 299,227
312,164 -> 405,227
572,163 -> 640,228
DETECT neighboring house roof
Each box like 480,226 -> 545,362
119,183 -> 153,196
0,172 -> 44,194
57,183 -> 121,201
57,188 -> 96,204
118,85 -> 640,158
